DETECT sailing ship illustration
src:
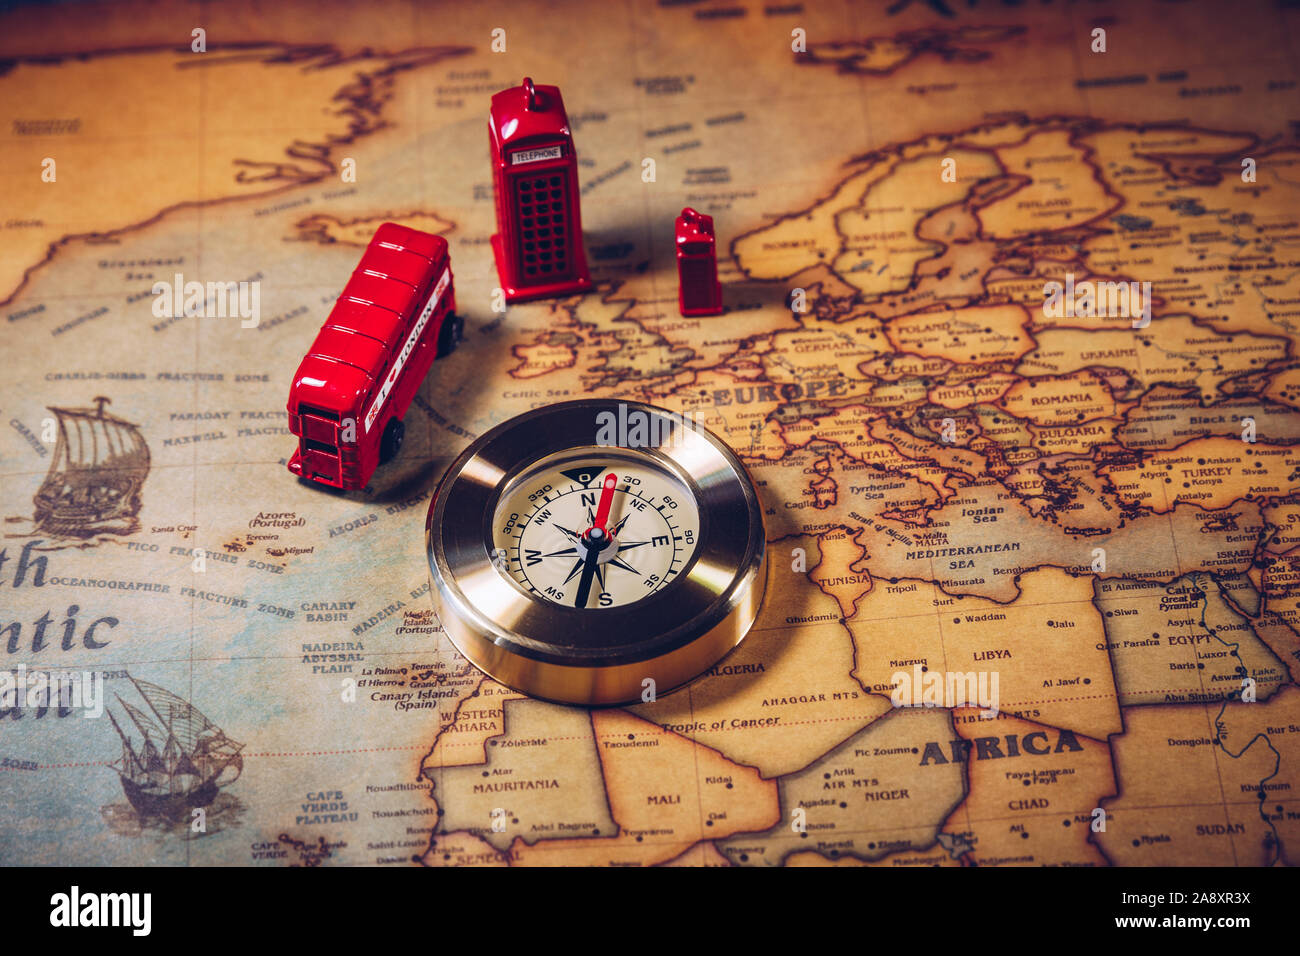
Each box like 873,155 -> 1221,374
107,676 -> 244,819
33,396 -> 149,537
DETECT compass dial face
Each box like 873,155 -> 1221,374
491,454 -> 700,608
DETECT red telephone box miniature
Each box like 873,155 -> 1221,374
675,207 -> 722,317
489,77 -> 592,303
286,223 -> 460,491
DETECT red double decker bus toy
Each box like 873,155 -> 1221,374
675,207 -> 722,317
287,223 -> 461,491
489,77 -> 592,303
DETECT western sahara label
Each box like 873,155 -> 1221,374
365,266 -> 450,434
511,145 -> 562,165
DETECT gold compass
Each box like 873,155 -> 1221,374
425,400 -> 766,706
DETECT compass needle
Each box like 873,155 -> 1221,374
574,534 -> 601,607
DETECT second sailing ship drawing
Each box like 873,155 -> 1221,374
107,676 -> 244,820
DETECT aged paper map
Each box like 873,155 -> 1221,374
1,0 -> 1298,866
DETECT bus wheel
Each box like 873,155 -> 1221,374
436,313 -> 465,358
380,417 -> 405,463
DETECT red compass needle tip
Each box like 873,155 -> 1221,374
592,472 -> 618,534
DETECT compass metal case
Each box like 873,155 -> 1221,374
425,399 -> 767,706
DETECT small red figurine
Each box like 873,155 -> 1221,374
287,223 -> 460,491
489,77 -> 592,303
675,207 -> 722,317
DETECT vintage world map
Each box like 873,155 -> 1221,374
1,0 -> 1298,866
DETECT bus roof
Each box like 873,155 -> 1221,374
290,224 -> 449,419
